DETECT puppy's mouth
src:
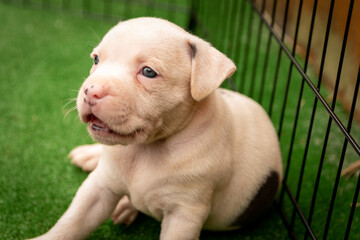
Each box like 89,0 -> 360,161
86,114 -> 144,138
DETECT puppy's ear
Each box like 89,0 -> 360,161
188,36 -> 236,101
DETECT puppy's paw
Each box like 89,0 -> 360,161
111,196 -> 139,226
68,143 -> 103,172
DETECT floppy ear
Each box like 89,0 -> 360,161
188,36 -> 236,101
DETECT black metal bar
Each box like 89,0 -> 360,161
272,0 -> 290,125
274,200 -> 298,240
259,0 -> 282,107
289,0 -> 319,229
270,0 -> 302,118
258,0 -> 278,104
322,1 -> 355,238
258,7 -> 271,103
274,0 -> 303,207
283,183 -> 317,240
187,0 -> 197,32
251,0 -> 360,238
344,67 -> 360,240
287,77 -> 306,231
305,0 -> 336,235
249,0 -> 360,156
344,172 -> 360,240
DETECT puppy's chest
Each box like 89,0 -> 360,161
125,156 -> 200,221
109,145 -> 210,220
126,168 -> 176,221
116,150 -> 172,219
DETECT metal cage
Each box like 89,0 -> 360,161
192,0 -> 360,239
3,0 -> 359,239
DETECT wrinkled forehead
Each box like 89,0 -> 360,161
93,18 -> 190,60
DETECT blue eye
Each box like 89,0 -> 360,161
94,55 -> 99,65
141,67 -> 157,78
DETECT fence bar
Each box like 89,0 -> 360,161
273,0 -> 303,207
271,0 -> 290,128
248,0 -> 360,157
249,0 -> 360,238
321,0 -> 355,238
290,0 -> 319,229
305,0 -> 336,236
258,0 -> 278,104
270,0 -> 302,119
274,200 -> 297,240
343,67 -> 360,240
283,183 -> 317,240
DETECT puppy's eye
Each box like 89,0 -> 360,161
94,55 -> 99,65
141,67 -> 158,78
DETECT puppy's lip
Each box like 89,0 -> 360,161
87,114 -> 144,138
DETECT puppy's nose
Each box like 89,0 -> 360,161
83,85 -> 107,107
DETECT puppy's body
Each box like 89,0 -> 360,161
32,17 -> 282,240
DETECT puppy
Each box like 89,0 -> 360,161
31,17 -> 282,240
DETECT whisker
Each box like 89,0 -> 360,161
171,95 -> 202,113
160,124 -> 172,135
69,89 -> 80,93
87,27 -> 101,42
81,41 -> 98,48
63,105 -> 78,120
81,75 -> 88,81
62,98 -> 77,109
62,95 -> 78,120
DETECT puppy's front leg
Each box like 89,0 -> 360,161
160,205 -> 210,240
31,169 -> 121,240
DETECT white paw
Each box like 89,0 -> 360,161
111,196 -> 139,226
68,143 -> 103,172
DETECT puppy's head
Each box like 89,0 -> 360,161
77,17 -> 236,145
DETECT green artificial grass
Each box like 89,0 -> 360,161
0,1 -> 359,240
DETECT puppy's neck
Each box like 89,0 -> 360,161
160,92 -> 221,147
142,98 -> 199,144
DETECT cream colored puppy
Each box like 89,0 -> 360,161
31,17 -> 282,240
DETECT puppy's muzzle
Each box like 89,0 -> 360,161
83,84 -> 107,107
